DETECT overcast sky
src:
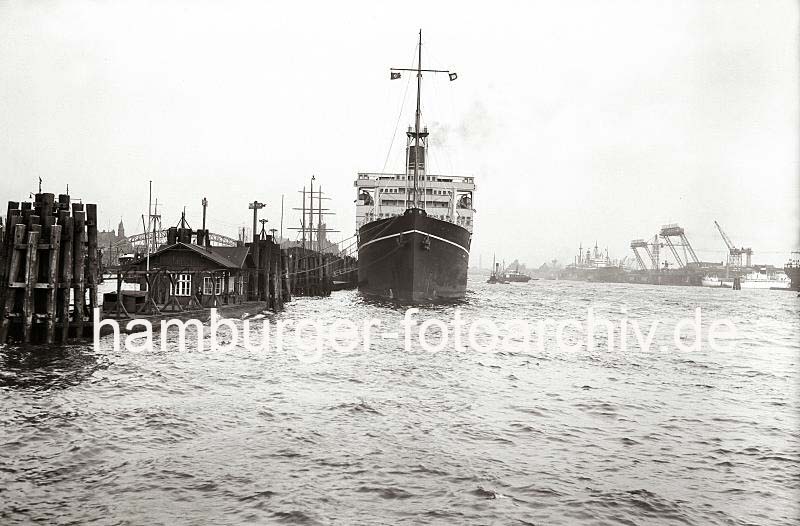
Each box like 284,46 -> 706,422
1,1 -> 797,267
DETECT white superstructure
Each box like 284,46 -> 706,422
355,128 -> 476,233
701,267 -> 791,289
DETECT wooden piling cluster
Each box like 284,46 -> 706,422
284,247 -> 356,297
0,193 -> 98,344
250,238 -> 290,311
284,247 -> 328,297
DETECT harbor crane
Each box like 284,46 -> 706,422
630,235 -> 665,270
659,224 -> 699,269
714,220 -> 752,271
630,239 -> 655,270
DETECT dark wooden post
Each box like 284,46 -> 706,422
269,252 -> 278,310
281,250 -> 290,302
59,213 -> 73,342
85,204 -> 99,315
249,201 -> 265,299
317,254 -> 323,296
262,240 -> 270,307
58,194 -> 70,212
72,207 -> 86,339
321,255 -> 327,295
274,256 -> 281,306
0,203 -> 20,339
45,225 -> 62,344
0,224 -> 26,342
290,253 -> 294,298
303,252 -> 310,296
22,229 -> 40,343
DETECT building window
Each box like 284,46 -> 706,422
203,275 -> 225,295
171,273 -> 192,296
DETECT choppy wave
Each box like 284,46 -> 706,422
1,277 -> 798,524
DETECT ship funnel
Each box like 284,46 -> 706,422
407,144 -> 426,172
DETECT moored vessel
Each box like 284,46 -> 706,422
701,267 -> 791,290
355,32 -> 475,302
701,276 -> 724,288
785,251 -> 800,291
734,267 -> 790,290
560,242 -> 627,283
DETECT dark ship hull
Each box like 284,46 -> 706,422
358,208 -> 470,301
786,265 -> 800,291
559,266 -> 628,283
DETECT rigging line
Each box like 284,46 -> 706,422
288,220 -> 379,267
288,238 -> 393,278
353,243 -> 402,272
287,217 -> 394,254
360,214 -> 405,247
290,252 -> 354,278
289,243 -> 400,278
289,213 -> 409,268
380,43 -> 418,174
351,214 -> 403,240
310,241 -> 404,277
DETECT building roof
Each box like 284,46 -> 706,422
208,246 -> 251,268
129,242 -> 251,270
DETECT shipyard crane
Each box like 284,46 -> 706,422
651,235 -> 662,270
713,220 -> 752,270
630,239 -> 653,270
630,240 -> 647,270
659,224 -> 699,268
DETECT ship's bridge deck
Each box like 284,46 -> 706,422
354,173 -> 475,232
355,172 -> 475,190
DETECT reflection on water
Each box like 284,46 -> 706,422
1,275 -> 798,525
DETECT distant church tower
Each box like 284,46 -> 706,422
117,219 -> 125,238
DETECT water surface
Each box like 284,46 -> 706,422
2,277 -> 798,524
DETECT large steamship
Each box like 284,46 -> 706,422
355,32 -> 475,302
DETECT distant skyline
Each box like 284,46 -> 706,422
1,1 -> 797,266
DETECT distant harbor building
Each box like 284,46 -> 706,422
97,219 -> 133,267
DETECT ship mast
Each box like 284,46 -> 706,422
390,31 -> 458,210
413,30 -> 422,208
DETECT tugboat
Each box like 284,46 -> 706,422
355,31 -> 476,301
503,263 -> 532,283
487,256 -> 507,284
